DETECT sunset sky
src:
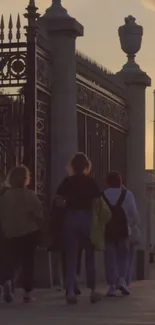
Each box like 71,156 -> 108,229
1,0 -> 155,168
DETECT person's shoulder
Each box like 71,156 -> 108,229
125,189 -> 134,197
0,186 -> 9,197
63,176 -> 71,182
26,188 -> 35,195
85,176 -> 98,187
104,188 -> 117,194
58,176 -> 71,189
125,189 -> 135,201
87,176 -> 97,184
2,187 -> 13,198
24,188 -> 38,199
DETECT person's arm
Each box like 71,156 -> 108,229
90,178 -> 101,198
56,177 -> 68,198
127,191 -> 140,226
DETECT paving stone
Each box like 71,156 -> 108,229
1,281 -> 155,325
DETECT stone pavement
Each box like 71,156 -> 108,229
1,281 -> 155,325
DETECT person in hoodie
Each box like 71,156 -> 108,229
103,171 -> 139,297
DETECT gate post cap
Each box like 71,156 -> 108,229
45,0 -> 68,18
41,0 -> 84,37
116,70 -> 151,87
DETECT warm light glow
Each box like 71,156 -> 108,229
0,0 -> 154,168
142,0 -> 155,11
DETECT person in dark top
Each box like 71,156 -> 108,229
57,152 -> 102,304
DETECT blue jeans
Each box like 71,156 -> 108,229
65,210 -> 95,295
105,239 -> 129,286
126,243 -> 135,286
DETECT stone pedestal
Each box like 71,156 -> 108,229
117,70 -> 151,279
40,1 -> 83,197
117,16 -> 151,280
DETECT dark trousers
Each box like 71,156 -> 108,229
0,231 -> 38,293
51,252 -> 65,287
51,249 -> 83,288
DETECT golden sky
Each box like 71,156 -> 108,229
0,0 -> 155,168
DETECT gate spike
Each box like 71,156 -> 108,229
0,15 -> 4,30
0,15 -> 4,42
29,0 -> 36,6
16,14 -> 21,29
16,14 -> 21,41
8,14 -> 13,42
8,14 -> 13,29
24,0 -> 40,39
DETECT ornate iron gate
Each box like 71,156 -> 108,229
0,12 -> 27,181
0,1 -> 127,206
0,2 -> 51,210
77,75 -> 128,189
0,94 -> 24,179
36,46 -> 51,209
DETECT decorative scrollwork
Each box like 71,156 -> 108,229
37,52 -> 51,91
77,83 -> 128,129
0,94 -> 24,174
0,51 -> 27,86
37,141 -> 46,194
36,97 -> 50,206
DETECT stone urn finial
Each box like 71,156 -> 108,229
118,15 -> 143,72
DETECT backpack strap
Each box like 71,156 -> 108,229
101,192 -> 112,210
102,188 -> 127,209
116,188 -> 127,207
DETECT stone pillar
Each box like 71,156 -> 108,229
38,1 -> 83,288
117,16 -> 151,279
40,0 -> 83,196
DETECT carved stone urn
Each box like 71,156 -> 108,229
118,16 -> 143,72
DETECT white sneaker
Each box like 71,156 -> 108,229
23,292 -> 35,303
118,278 -> 130,296
106,285 -> 117,297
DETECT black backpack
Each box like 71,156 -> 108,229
102,188 -> 128,242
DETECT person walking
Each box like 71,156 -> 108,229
56,153 -> 103,304
103,171 -> 139,297
49,195 -> 82,295
125,190 -> 140,287
0,173 -> 13,303
0,165 -> 43,303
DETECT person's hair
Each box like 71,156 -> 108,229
69,152 -> 91,175
8,165 -> 30,188
106,171 -> 122,188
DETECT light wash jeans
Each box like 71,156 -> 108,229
126,243 -> 135,286
105,239 -> 129,286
